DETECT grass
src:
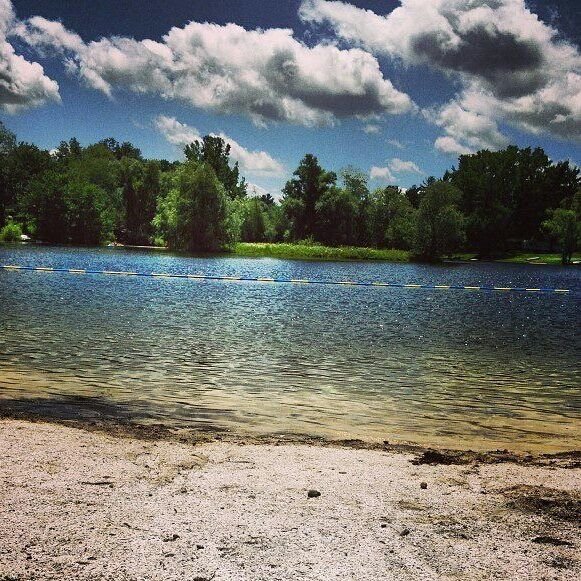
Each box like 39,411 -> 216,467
231,242 -> 411,262
497,253 -> 581,265
451,252 -> 580,265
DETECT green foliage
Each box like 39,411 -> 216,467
233,242 -> 410,261
0,221 -> 22,242
448,146 -> 579,255
184,136 -> 246,198
237,197 -> 268,242
157,162 -> 238,252
365,186 -> 416,249
414,181 -> 466,260
543,208 -> 580,264
282,154 -> 336,240
64,181 -> 115,245
0,121 -> 577,263
315,186 -> 359,245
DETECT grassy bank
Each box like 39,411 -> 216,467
497,252 -> 580,265
231,242 -> 410,262
451,252 -> 581,265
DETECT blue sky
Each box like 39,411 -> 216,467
1,0 -> 580,197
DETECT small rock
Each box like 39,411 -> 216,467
380,524 -> 387,529
163,534 -> 180,542
420,482 -> 428,490
400,528 -> 410,537
196,544 -> 204,550
307,490 -> 321,498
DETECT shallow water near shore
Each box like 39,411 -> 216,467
0,244 -> 579,452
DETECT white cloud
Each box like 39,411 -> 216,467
387,138 -> 405,149
16,15 -> 414,127
434,136 -> 472,155
362,123 -> 380,134
0,0 -> 60,112
154,115 -> 285,176
428,97 -> 510,154
370,166 -> 395,181
300,0 -> 581,144
388,157 -> 423,175
246,183 -> 270,198
371,157 -> 423,181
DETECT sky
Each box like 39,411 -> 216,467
1,0 -> 580,198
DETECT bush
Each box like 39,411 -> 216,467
0,222 -> 23,242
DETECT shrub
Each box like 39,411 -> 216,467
0,222 -> 23,242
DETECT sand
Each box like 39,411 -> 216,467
0,419 -> 579,580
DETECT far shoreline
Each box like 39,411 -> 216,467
3,240 -> 580,266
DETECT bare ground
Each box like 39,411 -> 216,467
0,419 -> 579,581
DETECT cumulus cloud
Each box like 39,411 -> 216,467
362,123 -> 380,134
16,15 -> 414,127
388,157 -> 423,175
0,0 -> 60,112
246,183 -> 271,198
370,156 -> 423,181
370,165 -> 395,182
154,115 -> 285,176
300,0 -> 581,145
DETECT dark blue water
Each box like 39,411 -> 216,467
1,245 -> 579,451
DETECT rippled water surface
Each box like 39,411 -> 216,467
1,245 -> 579,451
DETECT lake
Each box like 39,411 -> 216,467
0,244 -> 579,452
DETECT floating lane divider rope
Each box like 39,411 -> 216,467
0,265 -> 575,295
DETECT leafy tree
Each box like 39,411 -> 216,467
543,208 -> 580,264
238,197 -> 267,242
118,157 -> 144,243
158,161 -> 237,252
24,171 -> 68,243
65,181 -> 115,245
282,154 -> 336,240
366,186 -> 416,249
448,146 -> 579,254
260,193 -> 275,206
414,181 -> 465,260
54,138 -> 82,162
99,138 -> 142,161
184,136 -> 246,198
315,186 -> 359,245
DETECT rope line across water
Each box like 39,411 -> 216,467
1,264 -> 575,295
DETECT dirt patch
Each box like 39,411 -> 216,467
502,485 -> 581,523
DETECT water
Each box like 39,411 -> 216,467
0,244 -> 579,452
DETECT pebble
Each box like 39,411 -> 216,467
307,490 -> 321,498
163,534 -> 180,542
400,528 -> 410,537
420,482 -> 428,490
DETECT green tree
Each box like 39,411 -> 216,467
184,136 -> 246,198
165,162 -> 238,252
238,197 -> 268,242
414,181 -> 465,260
282,154 -> 336,240
448,146 -> 579,254
543,208 -> 580,264
315,186 -> 358,245
65,181 -> 115,245
366,186 -> 416,249
24,171 -> 68,243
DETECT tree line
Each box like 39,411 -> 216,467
0,121 -> 579,262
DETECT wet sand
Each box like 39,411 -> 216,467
0,418 -> 579,580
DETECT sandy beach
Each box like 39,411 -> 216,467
0,418 -> 579,580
